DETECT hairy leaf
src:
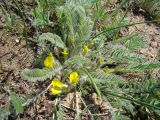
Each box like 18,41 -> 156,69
116,33 -> 145,50
129,62 -> 160,70
91,71 -> 127,86
55,1 -> 93,45
64,55 -> 91,67
21,65 -> 62,82
104,44 -> 147,64
38,33 -> 66,48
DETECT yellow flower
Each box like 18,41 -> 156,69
51,79 -> 68,95
69,72 -> 79,84
61,49 -> 68,57
105,68 -> 110,75
44,52 -> 55,68
83,45 -> 89,54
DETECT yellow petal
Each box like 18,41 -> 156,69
52,79 -> 63,88
51,87 -> 62,95
52,79 -> 68,89
69,72 -> 79,84
105,68 -> 110,75
44,52 -> 55,68
61,49 -> 68,57
83,45 -> 89,54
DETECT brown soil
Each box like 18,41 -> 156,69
121,12 -> 160,61
0,28 -> 33,105
120,12 -> 160,79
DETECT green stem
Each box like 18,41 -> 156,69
91,20 -> 160,40
113,4 -> 130,41
13,0 -> 25,20
82,68 -> 102,100
96,3 -> 99,21
110,0 -> 128,17
103,91 -> 160,110
2,0 -> 12,19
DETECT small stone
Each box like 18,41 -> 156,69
151,69 -> 160,79
1,61 -> 10,71
139,48 -> 146,54
15,39 -> 19,43
150,41 -> 158,48
153,35 -> 160,42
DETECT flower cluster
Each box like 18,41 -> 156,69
43,47 -> 86,95
51,71 -> 79,95
50,79 -> 68,95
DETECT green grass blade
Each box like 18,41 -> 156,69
91,20 -> 160,40
10,92 -> 24,114
82,68 -> 102,100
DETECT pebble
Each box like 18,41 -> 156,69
150,41 -> 158,48
15,39 -> 20,43
139,48 -> 146,54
